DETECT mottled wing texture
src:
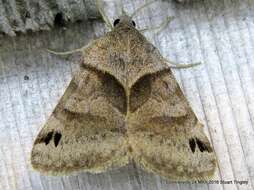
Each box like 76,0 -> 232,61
31,19 -> 216,180
31,66 -> 129,175
128,70 -> 216,181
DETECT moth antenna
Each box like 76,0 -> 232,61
165,59 -> 202,69
96,0 -> 113,30
169,62 -> 201,69
130,0 -> 157,18
139,16 -> 174,34
118,0 -> 126,16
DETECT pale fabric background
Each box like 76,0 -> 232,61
0,0 -> 254,190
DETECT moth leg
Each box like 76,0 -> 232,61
118,0 -> 125,16
139,16 -> 174,34
46,44 -> 89,56
165,59 -> 202,69
96,0 -> 113,30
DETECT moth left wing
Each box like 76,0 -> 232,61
31,67 -> 129,175
127,70 -> 216,181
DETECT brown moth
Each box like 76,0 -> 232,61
31,0 -> 216,181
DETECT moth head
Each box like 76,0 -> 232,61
113,15 -> 136,28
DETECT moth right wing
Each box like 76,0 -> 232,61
127,70 -> 217,181
31,67 -> 129,175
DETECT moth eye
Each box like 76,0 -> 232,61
195,138 -> 212,153
54,132 -> 62,147
113,19 -> 120,27
44,131 -> 54,145
189,138 -> 196,153
131,20 -> 136,27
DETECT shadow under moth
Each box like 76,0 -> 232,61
31,0 -> 217,181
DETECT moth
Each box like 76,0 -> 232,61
31,0 -> 216,181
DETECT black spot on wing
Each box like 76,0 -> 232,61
44,131 -> 53,145
189,138 -> 196,153
54,132 -> 62,147
195,138 -> 212,153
